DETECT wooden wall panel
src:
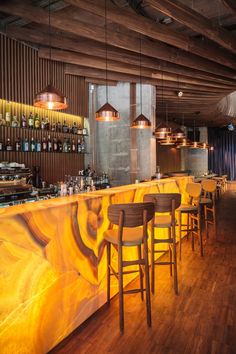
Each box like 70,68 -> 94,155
0,34 -> 89,183
156,144 -> 181,173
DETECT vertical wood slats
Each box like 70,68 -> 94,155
0,33 -> 89,117
0,33 -> 89,183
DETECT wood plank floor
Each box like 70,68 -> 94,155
50,189 -> 236,354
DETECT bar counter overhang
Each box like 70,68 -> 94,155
0,176 -> 192,353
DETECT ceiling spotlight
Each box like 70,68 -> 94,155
177,91 -> 183,97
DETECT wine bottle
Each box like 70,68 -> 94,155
28,112 -> 34,129
71,139 -> 76,152
0,113 -> 6,126
72,122 -> 78,134
57,139 -> 62,152
63,138 -> 68,153
53,138 -> 58,152
15,137 -> 21,152
34,113 -> 40,129
6,138 -> 13,151
21,114 -> 27,128
30,137 -> 36,152
5,101 -> 11,126
62,120 -> 68,133
77,138 -> 82,153
47,135 -> 52,152
22,138 -> 29,152
36,139 -> 42,152
0,139 -> 4,151
42,137 -> 47,152
11,115 -> 19,128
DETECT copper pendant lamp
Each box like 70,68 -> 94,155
96,0 -> 119,122
190,120 -> 200,149
132,36 -> 151,129
154,71 -> 171,138
34,0 -> 67,110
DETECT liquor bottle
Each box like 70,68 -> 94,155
41,117 -> 45,130
28,112 -> 34,129
67,139 -> 71,153
47,135 -> 52,152
51,122 -> 56,132
22,138 -> 29,152
77,138 -> 82,153
11,115 -> 20,128
45,117 -> 50,131
30,137 -> 36,152
0,139 -> 4,151
62,120 -> 68,133
81,137 -> 85,153
78,124 -> 83,135
57,121 -> 62,133
15,137 -> 21,152
5,101 -> 11,126
21,114 -> 27,128
34,113 -> 40,129
0,113 -> 6,126
36,139 -> 41,152
68,123 -> 72,134
6,138 -> 13,151
82,127 -> 87,135
57,138 -> 62,152
42,137 -> 47,152
71,139 -> 76,152
72,122 -> 78,134
53,138 -> 58,152
63,138 -> 68,153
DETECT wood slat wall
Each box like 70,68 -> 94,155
156,144 -> 181,174
0,33 -> 89,183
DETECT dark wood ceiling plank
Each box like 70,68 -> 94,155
65,0 -> 236,69
1,0 -> 236,78
222,0 -> 236,14
146,0 -> 236,53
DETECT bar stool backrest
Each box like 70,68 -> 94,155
186,182 -> 202,198
201,179 -> 217,193
143,193 -> 181,213
108,202 -> 155,227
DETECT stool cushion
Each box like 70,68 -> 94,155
154,215 -> 173,228
177,204 -> 198,213
104,228 -> 143,246
200,197 -> 212,205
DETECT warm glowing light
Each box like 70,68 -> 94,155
47,102 -> 54,110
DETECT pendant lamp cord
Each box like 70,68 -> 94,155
48,0 -> 52,85
194,119 -> 196,141
105,0 -> 108,102
139,34 -> 142,114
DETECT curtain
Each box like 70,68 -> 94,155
208,128 -> 236,181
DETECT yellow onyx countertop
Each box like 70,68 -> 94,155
0,176 -> 192,354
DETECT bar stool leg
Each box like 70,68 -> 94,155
204,205 -> 208,238
191,214 -> 195,251
143,237 -> 152,327
107,242 -> 111,304
198,211 -> 203,257
179,212 -> 182,260
118,244 -> 124,333
151,221 -> 155,294
186,214 -> 189,240
138,245 -> 144,301
168,228 -> 172,276
172,224 -> 178,295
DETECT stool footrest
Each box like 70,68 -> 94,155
124,288 -> 146,295
154,250 -> 167,253
154,239 -> 173,244
122,259 -> 145,267
155,261 -> 175,266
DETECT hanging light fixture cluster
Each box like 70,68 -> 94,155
95,0 -> 119,122
34,0 -> 67,110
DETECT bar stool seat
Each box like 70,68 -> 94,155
200,197 -> 212,205
178,204 -> 198,212
104,228 -> 143,246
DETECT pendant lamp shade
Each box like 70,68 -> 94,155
95,102 -> 120,122
176,138 -> 191,148
34,84 -> 67,110
154,123 -> 172,139
160,136 -> 175,145
132,113 -> 152,129
172,127 -> 185,139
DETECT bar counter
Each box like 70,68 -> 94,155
0,176 -> 192,353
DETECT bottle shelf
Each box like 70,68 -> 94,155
0,125 -> 88,137
1,150 -> 87,155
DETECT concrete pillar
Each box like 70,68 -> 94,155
87,82 -> 156,186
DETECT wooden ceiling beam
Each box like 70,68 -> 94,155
38,47 -> 236,90
65,0 -> 236,69
65,64 -> 233,93
146,0 -> 236,54
7,25 -> 236,87
222,0 -> 236,14
1,1 -> 236,79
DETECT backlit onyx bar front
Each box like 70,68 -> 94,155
0,176 -> 192,353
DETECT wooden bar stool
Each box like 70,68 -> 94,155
104,202 -> 155,333
178,182 -> 202,259
143,193 -> 181,295
200,179 -> 217,238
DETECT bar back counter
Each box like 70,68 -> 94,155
0,176 -> 192,353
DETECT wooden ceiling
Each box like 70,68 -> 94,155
1,0 -> 236,126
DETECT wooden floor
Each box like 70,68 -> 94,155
50,189 -> 236,354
